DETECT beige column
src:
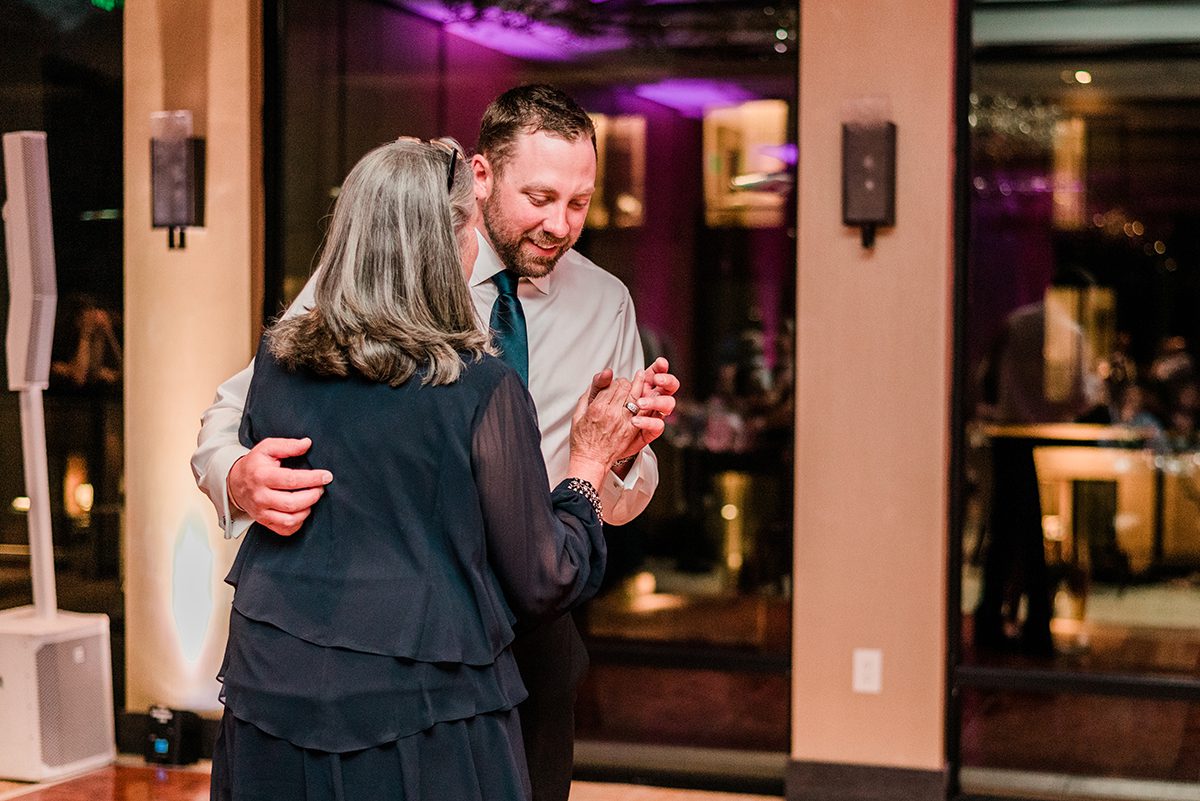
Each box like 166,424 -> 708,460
790,0 -> 956,796
123,0 -> 262,712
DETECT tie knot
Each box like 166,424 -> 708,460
492,270 -> 520,297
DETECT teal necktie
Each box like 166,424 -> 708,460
490,270 -> 528,386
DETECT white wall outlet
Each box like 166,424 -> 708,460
852,648 -> 883,694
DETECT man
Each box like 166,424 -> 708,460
192,84 -> 679,801
975,266 -> 1104,656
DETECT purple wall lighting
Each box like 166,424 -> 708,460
758,142 -> 797,166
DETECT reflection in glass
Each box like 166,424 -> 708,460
703,100 -> 791,228
0,0 -> 126,708
966,45 -> 1200,666
588,114 -> 645,230
961,2 -> 1200,790
962,689 -> 1200,785
273,0 -> 797,755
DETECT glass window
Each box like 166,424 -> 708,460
0,0 -> 125,705
271,0 -> 797,760
958,0 -> 1200,793
962,688 -> 1200,783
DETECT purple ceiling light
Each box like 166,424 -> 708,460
631,79 -> 758,117
402,0 -> 627,61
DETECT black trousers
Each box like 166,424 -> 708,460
510,614 -> 589,801
975,437 -> 1053,651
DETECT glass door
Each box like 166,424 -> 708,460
267,0 -> 798,788
953,2 -> 1200,797
0,0 -> 126,711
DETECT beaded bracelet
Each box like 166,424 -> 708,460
565,477 -> 603,522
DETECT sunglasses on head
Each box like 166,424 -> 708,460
395,136 -> 463,192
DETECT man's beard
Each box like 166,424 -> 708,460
482,193 -> 571,278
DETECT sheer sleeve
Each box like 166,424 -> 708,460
472,368 -> 608,626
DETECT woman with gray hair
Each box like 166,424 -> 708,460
209,138 -> 641,801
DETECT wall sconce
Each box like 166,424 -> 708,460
842,97 -> 896,249
150,111 -> 205,249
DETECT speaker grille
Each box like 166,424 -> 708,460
24,294 -> 55,384
20,138 -> 55,296
36,635 -> 111,767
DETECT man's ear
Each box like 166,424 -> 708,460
471,154 -> 493,203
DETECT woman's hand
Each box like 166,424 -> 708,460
587,359 -> 679,464
568,370 -> 647,488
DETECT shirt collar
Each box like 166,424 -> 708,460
469,228 -> 554,296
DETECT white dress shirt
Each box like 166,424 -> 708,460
191,229 -> 658,539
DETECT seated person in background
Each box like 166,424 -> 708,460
1150,335 -> 1194,389
51,295 -> 122,388
1166,380 -> 1200,449
209,138 -> 646,801
1113,382 -> 1167,452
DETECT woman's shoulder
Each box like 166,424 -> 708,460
460,352 -> 521,390
452,354 -> 531,421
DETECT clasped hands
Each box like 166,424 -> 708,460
583,356 -> 678,467
228,358 -> 679,536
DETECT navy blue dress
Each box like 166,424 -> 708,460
210,342 -> 607,801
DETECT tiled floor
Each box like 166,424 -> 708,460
0,764 -> 780,801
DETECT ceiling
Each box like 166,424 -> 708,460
400,0 -> 798,65
399,1 -> 1200,106
972,1 -> 1200,107
974,1 -> 1200,49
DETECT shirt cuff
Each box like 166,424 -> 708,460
607,452 -> 644,492
223,507 -> 254,541
205,445 -> 254,539
600,449 -> 654,525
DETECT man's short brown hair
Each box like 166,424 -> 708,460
477,84 -> 596,175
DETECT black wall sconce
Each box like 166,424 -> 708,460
150,111 -> 205,249
842,98 -> 896,249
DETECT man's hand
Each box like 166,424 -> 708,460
636,357 -> 680,417
592,359 -> 679,417
588,368 -> 614,402
228,437 -> 333,536
600,358 -> 681,471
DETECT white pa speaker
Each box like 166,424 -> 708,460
3,130 -> 57,391
0,607 -> 115,781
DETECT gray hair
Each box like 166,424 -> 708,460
268,138 -> 490,386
